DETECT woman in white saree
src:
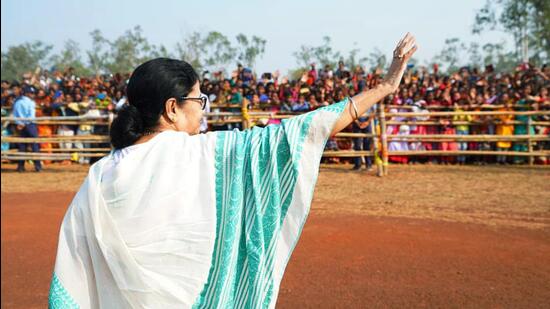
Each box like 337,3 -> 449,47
49,34 -> 417,309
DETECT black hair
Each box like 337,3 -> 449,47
109,58 -> 199,149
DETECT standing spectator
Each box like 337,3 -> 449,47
71,102 -> 92,164
534,87 -> 550,164
12,84 -> 42,172
512,97 -> 535,164
1,80 -> 10,92
307,64 -> 317,85
469,94 -> 486,164
425,90 -> 441,163
439,117 -> 458,165
85,102 -> 102,165
241,67 -> 254,87
1,82 -> 13,108
410,100 -> 429,163
387,108 -> 409,164
95,92 -> 111,110
54,91 -> 75,159
258,85 -> 269,104
335,60 -> 349,79
114,90 -> 128,111
352,107 -> 375,170
1,108 -> 11,152
89,94 -> 114,165
319,64 -> 333,80
453,101 -> 472,164
34,88 -> 54,161
267,95 -> 283,125
228,87 -> 243,130
496,99 -> 514,164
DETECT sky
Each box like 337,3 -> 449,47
1,0 -> 512,75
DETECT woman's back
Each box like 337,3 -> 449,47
49,101 -> 350,308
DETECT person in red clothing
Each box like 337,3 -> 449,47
424,90 -> 441,163
307,63 -> 317,85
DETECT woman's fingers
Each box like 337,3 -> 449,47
401,33 -> 413,50
401,37 -> 417,59
396,33 -> 408,49
402,35 -> 415,53
401,32 -> 411,45
395,33 -> 415,58
394,33 -> 409,55
405,45 -> 418,60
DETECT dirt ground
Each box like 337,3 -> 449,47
2,162 -> 550,308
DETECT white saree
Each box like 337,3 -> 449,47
49,100 -> 349,308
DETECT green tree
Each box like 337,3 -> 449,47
433,38 -> 466,74
202,31 -> 236,71
482,42 -> 517,72
292,45 -> 315,69
105,26 -> 156,74
235,34 -> 266,68
343,44 -> 369,71
49,39 -> 91,76
176,32 -> 206,73
293,37 -> 374,74
293,36 -> 342,71
87,29 -> 110,76
473,0 -> 550,63
149,44 -> 173,59
467,42 -> 483,69
366,48 -> 387,71
1,41 -> 52,81
312,36 -> 341,68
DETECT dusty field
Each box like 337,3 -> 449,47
2,162 -> 550,308
3,162 -> 549,228
314,164 -> 550,229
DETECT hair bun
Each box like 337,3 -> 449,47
110,104 -> 144,149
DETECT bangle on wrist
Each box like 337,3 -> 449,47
349,96 -> 359,120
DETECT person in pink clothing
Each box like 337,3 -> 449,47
387,107 -> 410,164
439,117 -> 458,164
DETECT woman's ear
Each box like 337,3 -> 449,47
164,98 -> 178,122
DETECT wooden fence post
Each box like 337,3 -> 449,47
370,114 -> 383,177
241,102 -> 250,130
527,116 -> 534,166
378,102 -> 389,176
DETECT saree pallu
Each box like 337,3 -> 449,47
49,100 -> 349,308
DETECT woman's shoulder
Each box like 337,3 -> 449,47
106,130 -> 222,164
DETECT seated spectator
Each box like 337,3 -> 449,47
291,94 -> 310,112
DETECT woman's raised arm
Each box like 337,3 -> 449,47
330,33 -> 418,136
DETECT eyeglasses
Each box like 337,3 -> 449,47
180,93 -> 208,110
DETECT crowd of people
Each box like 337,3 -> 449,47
199,62 -> 549,166
2,60 -> 549,171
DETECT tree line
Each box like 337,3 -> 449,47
2,0 -> 548,81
